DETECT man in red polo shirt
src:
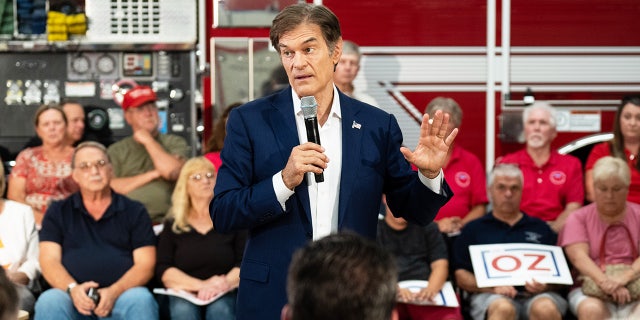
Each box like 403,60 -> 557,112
498,102 -> 584,233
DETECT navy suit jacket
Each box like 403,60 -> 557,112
211,87 -> 452,320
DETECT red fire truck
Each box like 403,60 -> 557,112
204,0 -> 640,169
0,0 -> 638,170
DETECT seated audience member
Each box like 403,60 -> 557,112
425,97 -> 487,237
203,103 -> 242,171
8,104 -> 79,227
62,101 -> 86,147
560,156 -> 640,319
35,142 -> 158,319
498,102 -> 583,232
282,232 -> 398,320
453,164 -> 567,320
24,100 -> 86,149
107,85 -> 190,223
156,157 -> 247,320
332,40 -> 377,105
0,268 -> 19,320
0,162 -> 39,315
377,195 -> 463,320
585,95 -> 640,204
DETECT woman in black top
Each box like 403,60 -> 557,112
156,157 -> 247,320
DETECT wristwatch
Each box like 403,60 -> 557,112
67,282 -> 78,294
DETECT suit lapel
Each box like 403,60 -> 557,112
268,88 -> 299,158
338,94 -> 363,228
267,87 -> 313,233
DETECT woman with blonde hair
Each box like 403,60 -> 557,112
156,157 -> 246,320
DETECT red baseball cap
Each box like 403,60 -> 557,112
121,85 -> 157,110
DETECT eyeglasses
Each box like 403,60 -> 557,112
76,159 -> 109,171
190,172 -> 215,181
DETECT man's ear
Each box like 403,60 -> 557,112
332,37 -> 343,66
281,304 -> 292,320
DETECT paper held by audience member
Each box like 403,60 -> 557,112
469,243 -> 573,288
397,280 -> 459,307
153,287 -> 233,306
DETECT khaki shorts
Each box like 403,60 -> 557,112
568,287 -> 640,319
469,291 -> 568,320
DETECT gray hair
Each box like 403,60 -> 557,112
522,101 -> 557,128
488,163 -> 523,187
342,40 -> 361,58
425,97 -> 463,127
593,156 -> 630,187
71,141 -> 111,169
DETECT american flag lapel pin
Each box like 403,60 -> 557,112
352,120 -> 361,129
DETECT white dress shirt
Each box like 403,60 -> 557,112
272,86 -> 442,240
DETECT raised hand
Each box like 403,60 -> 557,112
400,110 -> 458,179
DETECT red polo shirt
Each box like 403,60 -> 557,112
435,146 -> 488,220
498,149 -> 584,221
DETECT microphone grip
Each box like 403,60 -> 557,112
304,117 -> 324,183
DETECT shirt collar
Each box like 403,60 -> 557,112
293,85 -> 342,120
522,149 -> 560,168
488,210 -> 529,227
71,190 -> 119,220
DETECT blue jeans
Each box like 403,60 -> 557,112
168,291 -> 236,320
34,287 -> 158,320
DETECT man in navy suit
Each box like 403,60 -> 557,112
210,3 -> 458,319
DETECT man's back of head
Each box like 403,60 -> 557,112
283,232 -> 398,320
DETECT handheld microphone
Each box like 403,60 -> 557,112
300,96 -> 324,183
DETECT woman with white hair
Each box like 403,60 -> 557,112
560,156 -> 640,319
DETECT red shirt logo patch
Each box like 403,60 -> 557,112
549,171 -> 567,185
455,172 -> 471,188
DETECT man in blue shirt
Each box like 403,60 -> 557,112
453,163 -> 567,320
35,141 -> 157,319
